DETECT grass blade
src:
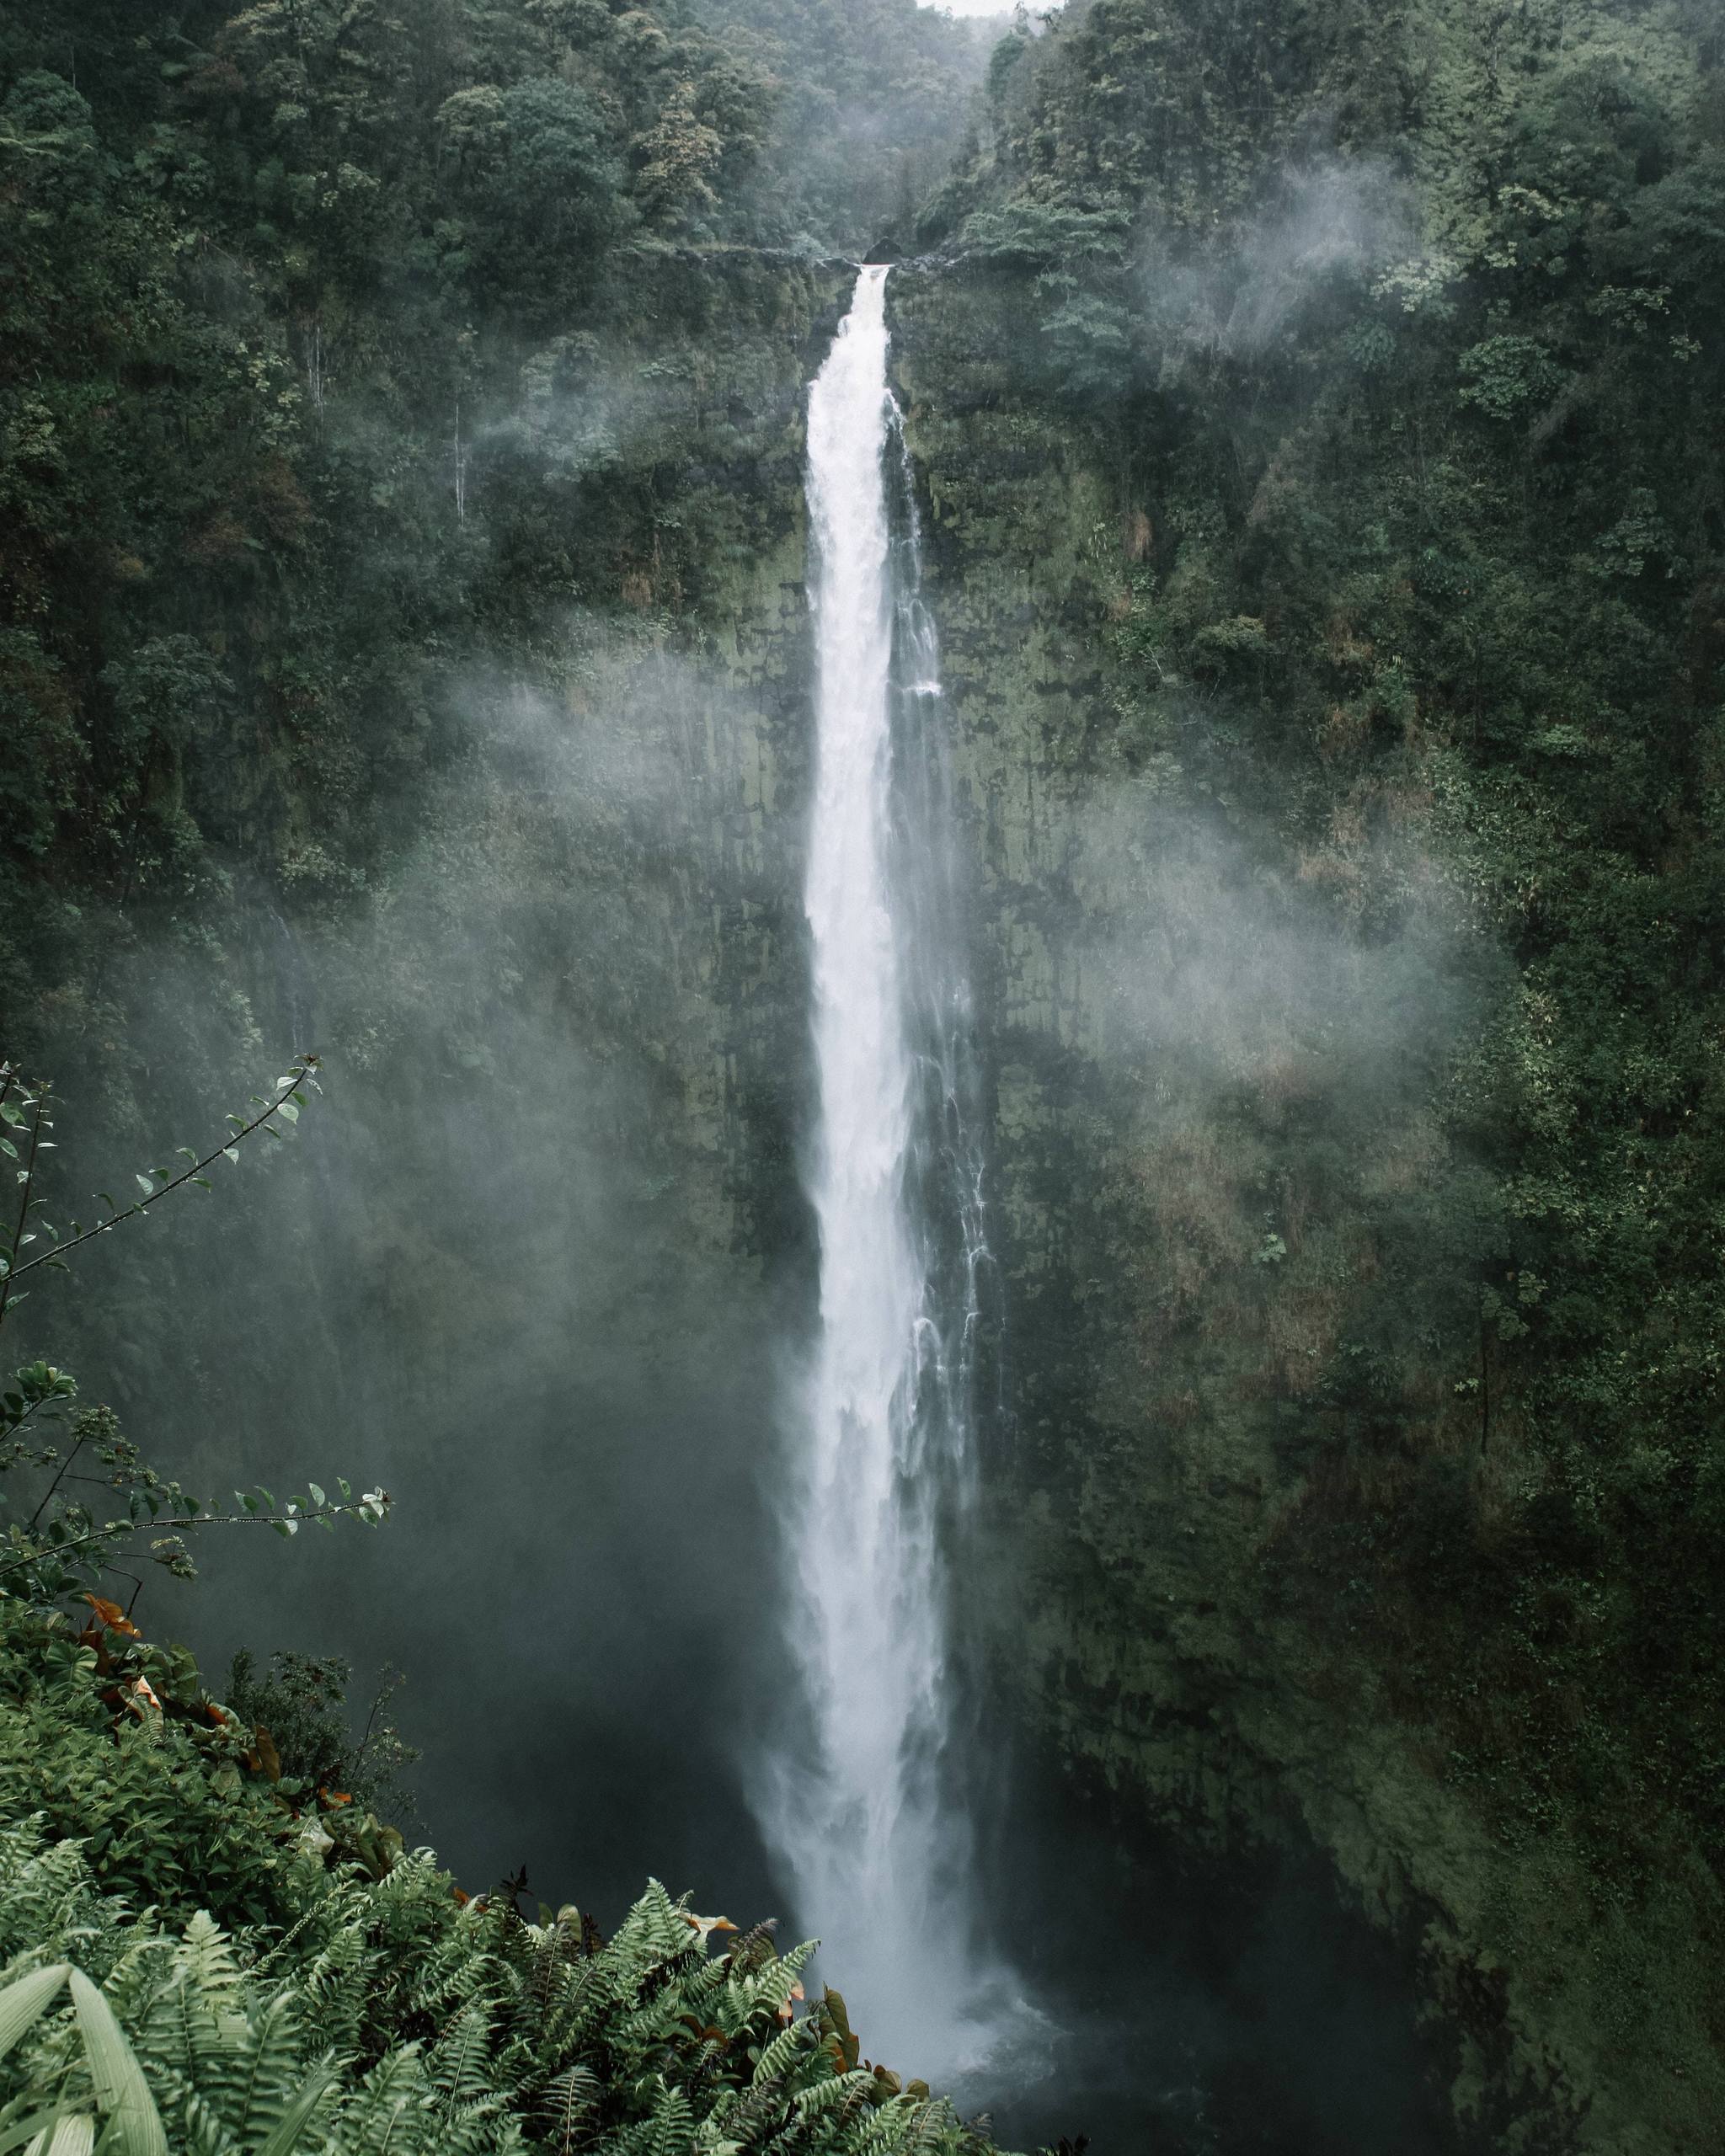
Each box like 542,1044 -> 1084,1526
66,1972 -> 165,2156
0,1967 -> 68,2063
254,2065 -> 336,2156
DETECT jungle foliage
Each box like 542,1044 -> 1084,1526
914,0 -> 1725,1881
0,1545 -> 986,2156
0,1751 -> 985,2156
0,1557 -> 984,2156
0,0 -> 982,1079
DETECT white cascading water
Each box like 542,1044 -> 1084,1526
757,264 -> 1025,2085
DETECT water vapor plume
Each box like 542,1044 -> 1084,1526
27,615 -> 820,1929
1074,787 -> 1473,1091
1138,157 -> 1417,363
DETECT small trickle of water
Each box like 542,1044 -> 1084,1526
756,265 -> 1048,2094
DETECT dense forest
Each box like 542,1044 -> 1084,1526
0,0 -> 986,1042
3,0 -> 1724,2150
889,6 -> 1725,2144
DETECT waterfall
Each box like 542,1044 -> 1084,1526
756,264 -> 1020,2085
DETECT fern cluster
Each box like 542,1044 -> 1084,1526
0,1813 -> 1008,2156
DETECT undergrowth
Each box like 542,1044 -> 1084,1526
0,1603 -> 1007,2156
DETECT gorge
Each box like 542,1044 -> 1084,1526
3,2 -> 1724,2152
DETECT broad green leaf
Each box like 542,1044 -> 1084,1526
67,1969 -> 166,2156
276,1099 -> 300,1124
0,1963 -> 69,2061
0,2107 -> 77,2156
44,2115 -> 95,2156
133,1177 -> 152,1197
307,1481 -> 325,1508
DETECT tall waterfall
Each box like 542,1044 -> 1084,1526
757,264 -> 1012,2083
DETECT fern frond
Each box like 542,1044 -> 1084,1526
222,1990 -> 304,2146
95,1940 -> 177,2042
541,2063 -> 600,2156
532,1956 -> 621,2069
168,1920 -> 238,2008
425,1999 -> 497,2111
294,1926 -> 369,2063
0,1828 -> 131,1991
791,2071 -> 874,2124
896,2100 -> 963,2156
325,2043 -> 435,2156
704,2074 -> 788,2151
593,2082 -> 694,2156
841,2095 -> 930,2156
646,2083 -> 695,2156
748,2020 -> 815,2090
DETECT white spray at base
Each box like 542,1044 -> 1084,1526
756,264 -> 1048,2091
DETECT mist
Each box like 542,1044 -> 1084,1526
1134,159 -> 1419,368
1074,787 -> 1476,1098
21,623 -> 819,1928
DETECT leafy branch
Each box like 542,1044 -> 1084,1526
0,1054 -> 321,1328
0,1052 -> 393,1614
3,1478 -> 391,1587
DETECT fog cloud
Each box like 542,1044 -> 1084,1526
1139,158 -> 1417,362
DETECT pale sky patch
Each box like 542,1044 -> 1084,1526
916,0 -> 1022,17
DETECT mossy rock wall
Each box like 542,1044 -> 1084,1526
888,262 -> 1725,2156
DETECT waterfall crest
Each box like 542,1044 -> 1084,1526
756,264 -> 1025,2084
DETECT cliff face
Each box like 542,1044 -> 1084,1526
886,263 -> 1725,2155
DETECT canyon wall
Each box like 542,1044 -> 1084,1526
889,262 -> 1724,2156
